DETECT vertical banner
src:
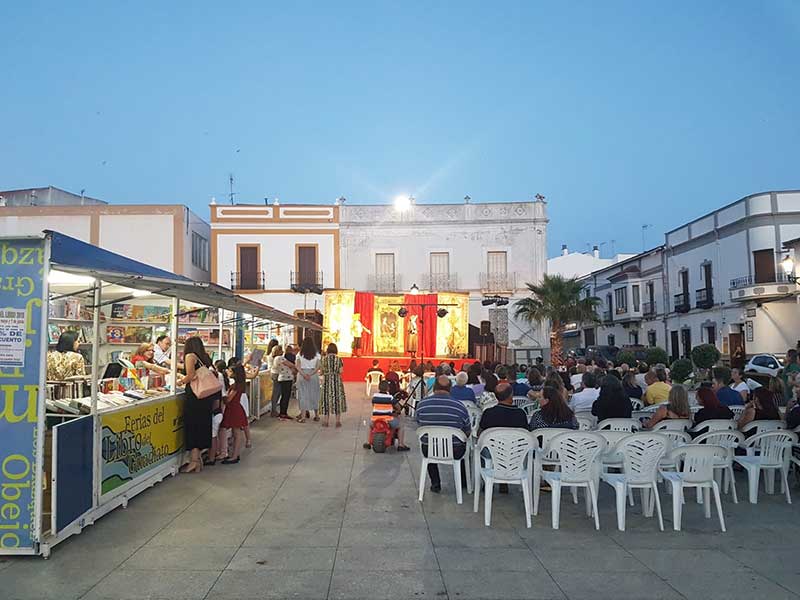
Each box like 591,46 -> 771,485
373,295 -> 405,354
0,238 -> 46,551
436,293 -> 469,357
322,290 -> 355,355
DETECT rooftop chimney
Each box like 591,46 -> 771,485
561,244 -> 568,256
592,245 -> 600,259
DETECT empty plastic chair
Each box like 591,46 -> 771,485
689,419 -> 736,436
473,428 -> 535,527
650,419 -> 692,432
735,430 -> 798,504
693,429 -> 745,503
417,426 -> 470,504
601,433 -> 669,531
531,428 -> 572,516
597,418 -> 640,432
660,445 -> 727,532
365,371 -> 382,398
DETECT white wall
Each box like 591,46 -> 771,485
0,215 -> 91,240
99,214 -> 174,273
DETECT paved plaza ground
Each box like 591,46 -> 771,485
3,382 -> 800,599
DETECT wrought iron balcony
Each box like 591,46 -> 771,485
602,310 -> 613,324
231,271 -> 265,291
421,272 -> 459,292
729,272 -> 797,302
642,300 -> 656,317
290,271 -> 324,294
730,272 -> 788,289
479,272 -> 517,294
368,273 -> 402,293
695,287 -> 713,309
674,292 -> 690,313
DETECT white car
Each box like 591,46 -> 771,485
744,354 -> 783,377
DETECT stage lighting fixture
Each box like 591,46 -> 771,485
481,297 -> 495,306
397,307 -> 408,317
437,308 -> 448,318
409,283 -> 420,295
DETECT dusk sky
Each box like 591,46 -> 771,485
2,1 -> 799,256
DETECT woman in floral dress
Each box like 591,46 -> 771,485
320,343 -> 346,427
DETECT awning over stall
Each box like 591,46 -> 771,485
45,230 -> 320,330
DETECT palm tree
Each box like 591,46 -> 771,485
513,274 -> 599,367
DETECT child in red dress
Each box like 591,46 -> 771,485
220,364 -> 249,464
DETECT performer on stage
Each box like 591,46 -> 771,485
351,313 -> 371,357
407,314 -> 418,358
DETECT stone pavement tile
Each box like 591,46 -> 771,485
342,507 -> 427,528
253,509 -> 344,529
532,545 -> 644,572
329,568 -> 446,600
227,547 -> 336,571
148,522 -> 253,547
435,547 -> 548,573
338,524 -> 431,547
429,525 -> 526,548
243,526 -> 341,548
344,496 -> 423,513
549,571 -> 684,600
661,567 -> 797,600
749,570 -> 800,596
82,569 -> 220,600
335,544 -> 438,570
0,558 -> 119,600
207,569 -> 330,599
516,525 -> 617,549
722,546 -> 797,569
123,545 -> 238,570
441,569 -> 565,599
636,548 -> 744,574
266,493 -> 348,512
427,508 -> 517,529
608,528 -> 726,550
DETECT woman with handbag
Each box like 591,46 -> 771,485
179,336 -> 222,473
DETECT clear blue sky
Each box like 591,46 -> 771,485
2,1 -> 799,257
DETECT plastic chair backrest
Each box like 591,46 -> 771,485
546,431 -> 606,483
729,405 -> 746,419
740,420 -> 785,436
617,433 -> 669,484
693,430 -> 744,458
576,415 -> 594,431
743,430 -> 798,466
532,428 -> 567,461
512,396 -> 528,407
597,430 -> 631,463
465,404 -> 482,437
671,445 -> 725,483
477,428 -> 534,480
366,371 -> 382,384
658,430 -> 691,449
651,419 -> 692,432
597,418 -> 640,432
416,426 -> 467,461
630,398 -> 644,410
519,402 -> 538,419
690,419 -> 736,434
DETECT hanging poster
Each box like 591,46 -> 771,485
322,290 -> 355,354
373,295 -> 405,354
436,293 -> 470,357
0,238 -> 46,551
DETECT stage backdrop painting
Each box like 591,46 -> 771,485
404,293 -> 438,359
323,290 -> 355,355
373,295 -> 404,354
436,293 -> 469,357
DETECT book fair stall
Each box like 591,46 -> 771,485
0,231 -> 317,557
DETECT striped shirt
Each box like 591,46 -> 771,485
371,392 -> 396,421
415,393 -> 471,448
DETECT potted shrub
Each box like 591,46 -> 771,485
615,350 -> 637,368
691,344 -> 721,382
670,358 -> 694,385
646,346 -> 669,366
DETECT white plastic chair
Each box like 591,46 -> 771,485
365,371 -> 382,397
729,405 -> 746,421
542,431 -> 607,530
660,445 -> 727,532
597,418 -> 640,432
601,433 -> 669,531
575,414 -> 595,431
417,426 -> 470,504
518,402 -> 538,420
689,419 -> 736,436
597,430 -> 633,471
693,429 -> 744,503
465,403 -> 483,481
512,395 -> 529,407
739,420 -> 785,438
650,419 -> 692,432
735,430 -> 798,504
629,398 -> 644,410
473,428 -> 535,528
532,429 -> 572,516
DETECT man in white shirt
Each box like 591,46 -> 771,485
153,335 -> 172,366
570,364 -> 586,391
568,372 -> 600,413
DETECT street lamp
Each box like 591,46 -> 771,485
782,255 -> 797,283
394,195 -> 412,212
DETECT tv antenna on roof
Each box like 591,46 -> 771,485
228,173 -> 237,205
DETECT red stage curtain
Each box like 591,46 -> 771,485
353,292 -> 375,354
404,293 -> 438,359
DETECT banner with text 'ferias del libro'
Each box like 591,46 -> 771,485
0,238 -> 46,552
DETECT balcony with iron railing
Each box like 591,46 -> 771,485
642,300 -> 656,317
479,272 -> 517,294
674,292 -> 690,313
368,273 -> 402,293
231,271 -> 265,291
290,271 -> 324,294
729,271 -> 797,302
602,309 -> 613,324
421,272 -> 459,292
695,287 -> 713,309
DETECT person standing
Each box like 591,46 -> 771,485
268,345 -> 283,417
219,363 -> 249,464
276,345 -> 298,421
296,337 -> 321,422
731,345 -> 745,370
179,336 -> 220,473
782,349 -> 800,403
320,343 -> 347,427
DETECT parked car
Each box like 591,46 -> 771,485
744,353 -> 783,377
584,345 -> 619,363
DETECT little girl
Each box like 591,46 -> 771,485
219,364 -> 249,464
205,360 -> 229,465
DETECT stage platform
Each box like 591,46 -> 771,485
340,355 -> 474,382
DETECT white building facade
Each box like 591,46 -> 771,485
210,198 -> 550,358
547,244 -> 635,279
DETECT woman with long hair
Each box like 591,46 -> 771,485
46,331 -> 86,381
296,337 -> 321,423
219,363 -> 249,464
644,384 -> 691,429
478,371 -> 499,409
622,371 -> 643,400
131,342 -> 170,375
694,386 -> 733,425
739,386 -> 781,431
529,385 -> 578,430
275,345 -> 298,420
592,374 -> 633,422
319,343 -> 346,427
178,336 -> 220,473
544,371 -> 567,402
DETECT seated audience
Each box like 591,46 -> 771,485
642,369 -> 671,405
635,362 -> 649,390
644,384 -> 690,428
713,373 -> 745,406
525,367 -> 545,401
478,372 -> 499,409
451,371 -> 477,404
466,365 -> 485,396
570,364 -> 586,391
364,380 -> 410,451
592,374 -> 633,422
738,386 -> 781,431
512,371 -> 531,397
568,371 -> 599,413
731,368 -> 750,403
479,383 -> 528,432
694,386 -> 734,425
529,385 -> 579,430
622,371 -> 643,400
